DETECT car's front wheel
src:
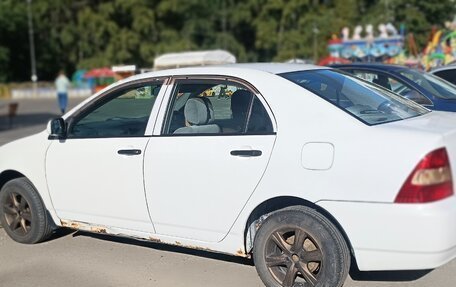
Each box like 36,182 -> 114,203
0,177 -> 54,244
253,206 -> 350,287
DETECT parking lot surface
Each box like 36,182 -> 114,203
0,98 -> 455,287
0,227 -> 455,287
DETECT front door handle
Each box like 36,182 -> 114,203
117,149 -> 142,156
230,150 -> 262,157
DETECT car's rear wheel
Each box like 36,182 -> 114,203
0,178 -> 54,244
253,206 -> 350,287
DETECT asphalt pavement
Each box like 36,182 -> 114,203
0,98 -> 83,145
0,98 -> 455,287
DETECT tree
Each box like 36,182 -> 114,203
0,0 -> 455,82
0,0 -> 28,82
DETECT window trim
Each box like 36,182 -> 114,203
156,75 -> 277,137
65,77 -> 168,139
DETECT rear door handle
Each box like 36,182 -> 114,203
230,150 -> 262,157
117,149 -> 142,156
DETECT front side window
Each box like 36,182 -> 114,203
163,79 -> 273,135
68,82 -> 162,138
280,69 -> 429,125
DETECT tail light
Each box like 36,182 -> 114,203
395,148 -> 453,203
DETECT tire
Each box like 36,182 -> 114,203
253,206 -> 350,287
0,177 -> 54,244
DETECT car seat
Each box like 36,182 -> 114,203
373,76 -> 392,90
173,97 -> 220,134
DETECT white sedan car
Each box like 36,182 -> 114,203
1,64 -> 456,287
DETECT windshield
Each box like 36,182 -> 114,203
399,69 -> 456,100
280,69 -> 429,125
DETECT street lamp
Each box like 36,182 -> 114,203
313,22 -> 319,63
26,0 -> 38,96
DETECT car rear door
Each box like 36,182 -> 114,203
143,77 -> 276,242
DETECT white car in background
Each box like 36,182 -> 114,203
1,64 -> 456,287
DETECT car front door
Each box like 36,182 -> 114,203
144,77 -> 276,242
45,79 -> 166,232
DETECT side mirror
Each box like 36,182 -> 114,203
47,118 -> 66,139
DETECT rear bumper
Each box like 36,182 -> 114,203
318,197 -> 456,271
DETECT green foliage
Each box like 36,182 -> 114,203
0,0 -> 455,82
0,0 -> 28,82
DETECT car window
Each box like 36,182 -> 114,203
433,69 -> 456,86
280,69 -> 429,125
163,79 -> 273,135
68,82 -> 162,138
351,70 -> 432,106
400,69 -> 456,100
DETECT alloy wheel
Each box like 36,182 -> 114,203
264,227 -> 323,287
2,192 -> 32,236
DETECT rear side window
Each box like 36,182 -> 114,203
351,70 -> 432,106
400,69 -> 456,100
433,69 -> 456,86
162,79 -> 273,135
280,69 -> 428,125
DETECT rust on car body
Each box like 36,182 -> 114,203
59,219 -> 248,258
60,219 -> 108,234
90,226 -> 107,233
149,236 -> 161,243
236,248 -> 248,257
60,219 -> 80,229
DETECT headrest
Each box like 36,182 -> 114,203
184,98 -> 211,125
199,97 -> 215,123
373,76 -> 390,89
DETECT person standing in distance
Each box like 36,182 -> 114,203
55,70 -> 71,114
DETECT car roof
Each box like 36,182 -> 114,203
330,63 -> 407,72
430,64 -> 456,73
127,63 -> 326,82
220,63 -> 324,74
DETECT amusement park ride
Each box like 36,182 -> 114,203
320,23 -> 405,66
321,18 -> 456,71
421,20 -> 456,70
